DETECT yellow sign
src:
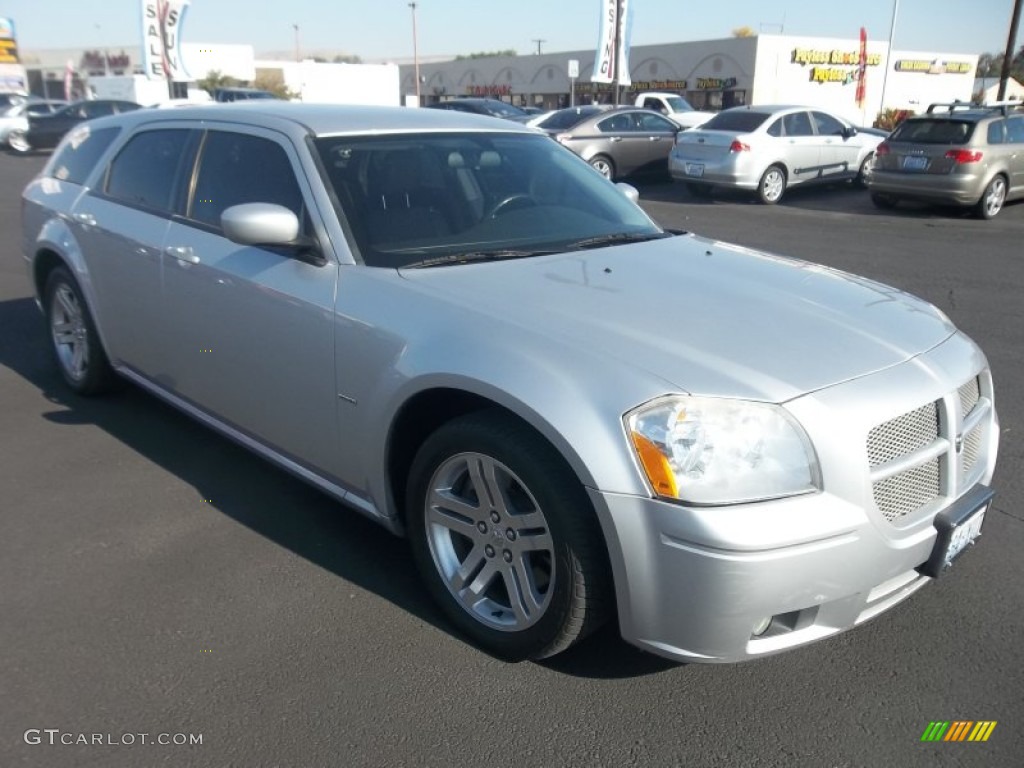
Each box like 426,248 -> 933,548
895,60 -> 972,75
792,48 -> 881,67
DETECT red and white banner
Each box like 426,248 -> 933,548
592,0 -> 634,85
141,0 -> 191,81
64,59 -> 74,101
855,27 -> 867,108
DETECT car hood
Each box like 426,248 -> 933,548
398,234 -> 956,403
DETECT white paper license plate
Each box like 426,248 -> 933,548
903,156 -> 929,171
943,506 -> 986,567
685,163 -> 704,177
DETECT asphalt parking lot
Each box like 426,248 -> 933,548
1,151 -> 1022,768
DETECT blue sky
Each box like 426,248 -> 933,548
1,0 -> 1016,59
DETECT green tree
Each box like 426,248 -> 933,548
197,69 -> 240,94
731,26 -> 755,38
333,54 -> 363,64
455,50 -> 517,60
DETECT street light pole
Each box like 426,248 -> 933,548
409,2 -> 421,104
293,24 -> 300,62
879,0 -> 900,113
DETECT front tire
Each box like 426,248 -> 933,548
588,154 -> 615,180
757,164 -> 786,204
407,411 -> 610,661
855,153 -> 874,188
44,266 -> 118,395
7,129 -> 32,153
975,175 -> 1007,220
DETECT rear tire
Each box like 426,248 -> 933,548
757,165 -> 786,204
407,411 -> 611,661
855,153 -> 874,188
43,266 -> 119,395
588,154 -> 615,180
974,176 -> 1006,220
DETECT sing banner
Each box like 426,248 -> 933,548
592,0 -> 618,84
141,0 -> 192,81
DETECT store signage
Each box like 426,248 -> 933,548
466,84 -> 512,96
81,50 -> 132,71
696,77 -> 737,90
629,79 -> 687,91
791,46 -> 882,85
0,16 -> 18,64
895,59 -> 971,75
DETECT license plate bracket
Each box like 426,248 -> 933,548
917,485 -> 994,578
685,162 -> 704,177
903,155 -> 929,171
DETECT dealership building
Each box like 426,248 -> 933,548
399,33 -> 983,125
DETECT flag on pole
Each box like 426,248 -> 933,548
592,0 -> 618,84
141,0 -> 192,81
64,59 -> 74,101
616,0 -> 634,86
855,27 -> 868,108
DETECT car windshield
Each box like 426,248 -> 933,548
888,119 -> 975,145
664,96 -> 695,112
699,111 -> 771,132
314,132 -> 664,268
536,106 -> 605,130
483,101 -> 528,118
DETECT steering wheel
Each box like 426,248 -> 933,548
487,194 -> 538,218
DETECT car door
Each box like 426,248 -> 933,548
633,111 -> 680,173
159,127 -> 340,473
780,110 -> 821,185
811,110 -> 858,178
1005,116 -> 1024,196
68,126 -> 193,375
592,112 -> 649,175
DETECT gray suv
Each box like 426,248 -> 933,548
869,102 -> 1024,219
21,103 -> 998,664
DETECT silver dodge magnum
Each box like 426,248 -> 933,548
22,103 -> 998,663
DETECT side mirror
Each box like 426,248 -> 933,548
221,203 -> 326,266
616,182 -> 640,204
843,126 -> 859,139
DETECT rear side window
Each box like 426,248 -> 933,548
190,131 -> 304,228
889,119 -> 974,145
699,111 -> 770,132
1007,117 -> 1024,144
105,129 -> 196,213
47,126 -> 120,185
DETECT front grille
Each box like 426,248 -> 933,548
867,403 -> 939,468
866,375 -> 988,526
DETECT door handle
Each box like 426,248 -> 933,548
648,137 -> 661,142
165,245 -> 200,265
610,136 -> 622,142
72,212 -> 96,226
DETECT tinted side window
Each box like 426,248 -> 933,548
82,102 -> 116,119
598,113 -> 635,133
1006,117 -> 1024,144
783,112 -> 814,137
636,112 -> 677,132
105,129 -> 195,213
190,132 -> 304,228
47,126 -> 120,185
811,111 -> 846,136
766,118 -> 783,137
987,120 -> 1005,145
700,111 -> 770,132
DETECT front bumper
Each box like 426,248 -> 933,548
591,333 -> 998,663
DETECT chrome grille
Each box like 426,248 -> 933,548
871,460 -> 941,522
866,402 -> 939,468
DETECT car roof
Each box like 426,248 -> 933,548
76,102 -> 538,138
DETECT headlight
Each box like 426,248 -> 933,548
625,396 -> 821,505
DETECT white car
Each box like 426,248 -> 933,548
0,100 -> 67,148
670,104 -> 884,203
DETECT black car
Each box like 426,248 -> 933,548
425,98 -> 531,122
8,100 -> 141,153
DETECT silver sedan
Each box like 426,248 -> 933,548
21,104 -> 998,664
669,104 -> 884,203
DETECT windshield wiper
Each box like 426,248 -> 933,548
563,232 -> 672,251
404,249 -> 558,269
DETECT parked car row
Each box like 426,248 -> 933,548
1,98 -> 68,149
6,99 -> 142,153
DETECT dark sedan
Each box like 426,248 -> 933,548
552,106 -> 682,179
8,100 -> 141,153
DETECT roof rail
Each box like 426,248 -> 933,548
927,101 -> 1022,117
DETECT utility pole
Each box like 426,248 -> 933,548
997,0 -> 1022,101
293,24 -> 300,62
532,39 -> 545,55
879,0 -> 900,112
409,2 -> 421,104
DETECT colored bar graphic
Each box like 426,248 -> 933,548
921,720 -> 996,742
